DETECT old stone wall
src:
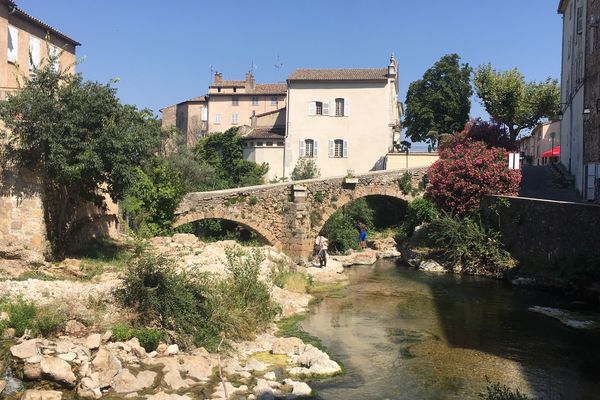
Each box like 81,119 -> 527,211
175,168 -> 426,258
482,195 -> 600,268
584,0 -> 600,164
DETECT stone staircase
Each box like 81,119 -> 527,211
549,162 -> 575,188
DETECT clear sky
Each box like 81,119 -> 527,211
19,0 -> 562,122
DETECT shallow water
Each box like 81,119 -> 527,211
302,259 -> 600,400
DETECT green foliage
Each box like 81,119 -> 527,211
11,271 -> 58,281
427,214 -> 514,277
322,198 -> 375,253
404,198 -> 439,235
313,191 -> 325,203
0,300 -> 65,337
110,324 -> 162,351
0,56 -> 163,259
404,54 -> 473,146
112,323 -> 133,342
180,219 -> 265,246
36,306 -> 66,337
248,196 -> 258,206
398,172 -> 413,195
291,158 -> 320,181
479,379 -> 531,400
474,64 -> 560,140
270,260 -> 313,293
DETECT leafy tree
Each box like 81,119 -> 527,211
195,128 -> 268,187
404,54 -> 473,147
442,119 -> 518,151
0,56 -> 162,258
426,140 -> 521,216
474,64 -> 560,141
291,158 -> 320,181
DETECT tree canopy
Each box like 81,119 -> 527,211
474,64 -> 560,140
404,54 -> 473,147
0,56 -> 163,258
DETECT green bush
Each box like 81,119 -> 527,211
404,198 -> 439,235
133,328 -> 163,352
398,172 -> 413,195
427,214 -> 514,276
36,306 -> 66,337
291,158 -> 320,180
2,300 -> 38,337
270,260 -> 313,293
112,323 -> 133,341
479,379 -> 531,400
322,211 -> 359,253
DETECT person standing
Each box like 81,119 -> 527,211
315,234 -> 328,267
358,222 -> 367,249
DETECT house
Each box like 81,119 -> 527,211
160,96 -> 208,147
206,72 -> 287,133
519,120 -> 561,165
0,0 -> 79,100
283,55 -> 402,178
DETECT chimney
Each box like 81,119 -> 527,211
214,72 -> 222,83
250,110 -> 257,127
245,71 -> 256,90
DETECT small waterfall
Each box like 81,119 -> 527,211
2,366 -> 25,395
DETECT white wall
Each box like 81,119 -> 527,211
243,143 -> 284,181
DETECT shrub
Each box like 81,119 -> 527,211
112,323 -> 133,342
133,328 -> 163,352
398,172 -> 413,195
322,211 -> 359,253
427,214 -> 514,276
442,119 -> 518,151
270,260 -> 313,293
291,158 -> 320,180
427,140 -> 521,216
479,379 -> 531,400
2,300 -> 37,337
313,191 -> 325,203
248,196 -> 258,206
404,198 -> 439,235
36,306 -> 66,337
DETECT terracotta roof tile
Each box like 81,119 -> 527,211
246,83 -> 287,94
288,68 -> 388,81
210,80 -> 246,88
7,2 -> 80,46
241,127 -> 285,140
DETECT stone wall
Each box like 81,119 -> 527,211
584,0 -> 600,164
175,168 -> 426,259
482,195 -> 600,268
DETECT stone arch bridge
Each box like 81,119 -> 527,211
174,168 -> 426,259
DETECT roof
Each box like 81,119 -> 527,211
210,80 -> 246,88
180,95 -> 207,104
4,1 -> 80,46
247,83 -> 287,94
255,107 -> 286,118
240,127 -> 285,140
557,0 -> 568,13
288,68 -> 388,81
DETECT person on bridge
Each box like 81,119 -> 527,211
358,222 -> 367,249
315,235 -> 328,267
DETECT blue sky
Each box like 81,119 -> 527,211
20,0 -> 562,123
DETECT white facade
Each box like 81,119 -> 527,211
559,0 -> 587,195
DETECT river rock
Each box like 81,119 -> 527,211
284,378 -> 312,397
166,344 -> 179,355
146,392 -> 193,400
23,362 -> 42,379
253,378 -> 277,399
102,330 -> 112,343
57,352 -> 77,362
418,259 -> 446,273
85,333 -> 102,350
77,373 -> 102,399
244,358 -> 267,372
10,339 -> 39,359
0,380 -> 6,394
65,320 -> 86,336
40,356 -> 76,387
172,233 -> 198,246
162,368 -> 193,390
272,337 -> 305,356
211,381 -> 248,399
55,340 -> 74,354
92,346 -> 122,388
181,355 -> 213,382
112,369 -> 157,393
126,337 -> 147,358
20,389 -> 63,400
293,345 -> 341,376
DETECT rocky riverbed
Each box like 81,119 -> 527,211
0,234 -> 401,399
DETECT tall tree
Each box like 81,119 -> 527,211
0,55 -> 163,258
474,64 -> 560,141
404,54 -> 473,147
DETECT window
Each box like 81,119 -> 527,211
29,36 -> 40,75
316,102 -> 323,115
217,88 -> 221,93
231,113 -> 239,124
576,5 -> 583,35
7,26 -> 18,63
201,107 -> 208,121
232,97 -> 239,106
252,96 -> 259,106
271,96 -> 278,105
266,141 -> 273,147
277,141 -> 284,146
305,139 -> 314,157
335,98 -> 345,116
233,87 -> 237,93
329,139 -> 347,158
214,114 -> 221,124
257,141 -> 264,146
243,142 -> 248,147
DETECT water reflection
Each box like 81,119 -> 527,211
301,259 -> 600,400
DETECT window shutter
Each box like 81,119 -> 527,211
201,107 -> 208,121
29,36 -> 40,70
343,140 -> 348,157
314,140 -> 319,157
299,140 -> 305,157
308,102 -> 316,116
344,98 -> 350,116
328,140 -> 334,157
322,101 -> 329,116
7,26 -> 18,63
329,98 -> 335,117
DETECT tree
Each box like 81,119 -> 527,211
474,64 -> 560,141
404,54 -> 473,147
0,56 -> 162,258
426,140 -> 521,216
441,119 -> 518,151
291,158 -> 320,181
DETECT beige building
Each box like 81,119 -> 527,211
520,120 -> 561,165
207,72 -> 286,133
386,152 -> 439,170
283,56 -> 402,178
160,96 -> 208,146
0,0 -> 78,100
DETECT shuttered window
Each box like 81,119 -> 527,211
29,36 -> 40,74
214,114 -> 221,124
334,139 -> 343,157
316,102 -> 323,115
252,96 -> 259,106
231,113 -> 239,124
7,26 -> 18,63
335,98 -> 344,116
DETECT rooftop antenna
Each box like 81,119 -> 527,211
250,60 -> 257,75
209,64 -> 216,83
274,54 -> 283,82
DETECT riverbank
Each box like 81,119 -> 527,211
0,234 -> 400,399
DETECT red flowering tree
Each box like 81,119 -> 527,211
426,140 -> 521,215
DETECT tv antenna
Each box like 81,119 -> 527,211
209,64 -> 216,83
250,60 -> 258,74
274,54 -> 283,81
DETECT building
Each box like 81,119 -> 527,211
206,72 -> 287,133
520,120 -> 561,165
283,55 -> 402,178
160,96 -> 208,147
0,0 -> 79,100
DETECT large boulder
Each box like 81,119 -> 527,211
77,373 -> 102,399
418,259 -> 447,273
64,320 -> 86,337
171,233 -> 198,246
284,378 -> 312,397
84,334 -> 102,351
40,357 -> 76,387
180,355 -> 214,382
20,390 -> 63,400
293,345 -> 341,376
91,347 -> 122,388
271,337 -> 305,356
10,339 -> 39,360
112,369 -> 157,394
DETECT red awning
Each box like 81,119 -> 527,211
542,146 -> 560,158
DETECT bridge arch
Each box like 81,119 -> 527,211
173,211 -> 282,249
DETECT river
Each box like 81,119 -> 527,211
301,258 -> 600,400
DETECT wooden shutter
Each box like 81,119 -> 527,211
7,26 -> 18,63
201,107 -> 208,121
329,98 -> 335,117
343,140 -> 348,157
299,140 -> 305,157
314,140 -> 319,157
344,98 -> 350,116
29,36 -> 40,70
322,101 -> 329,116
308,102 -> 316,116
328,140 -> 334,157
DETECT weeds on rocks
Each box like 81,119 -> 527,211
0,299 -> 66,337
